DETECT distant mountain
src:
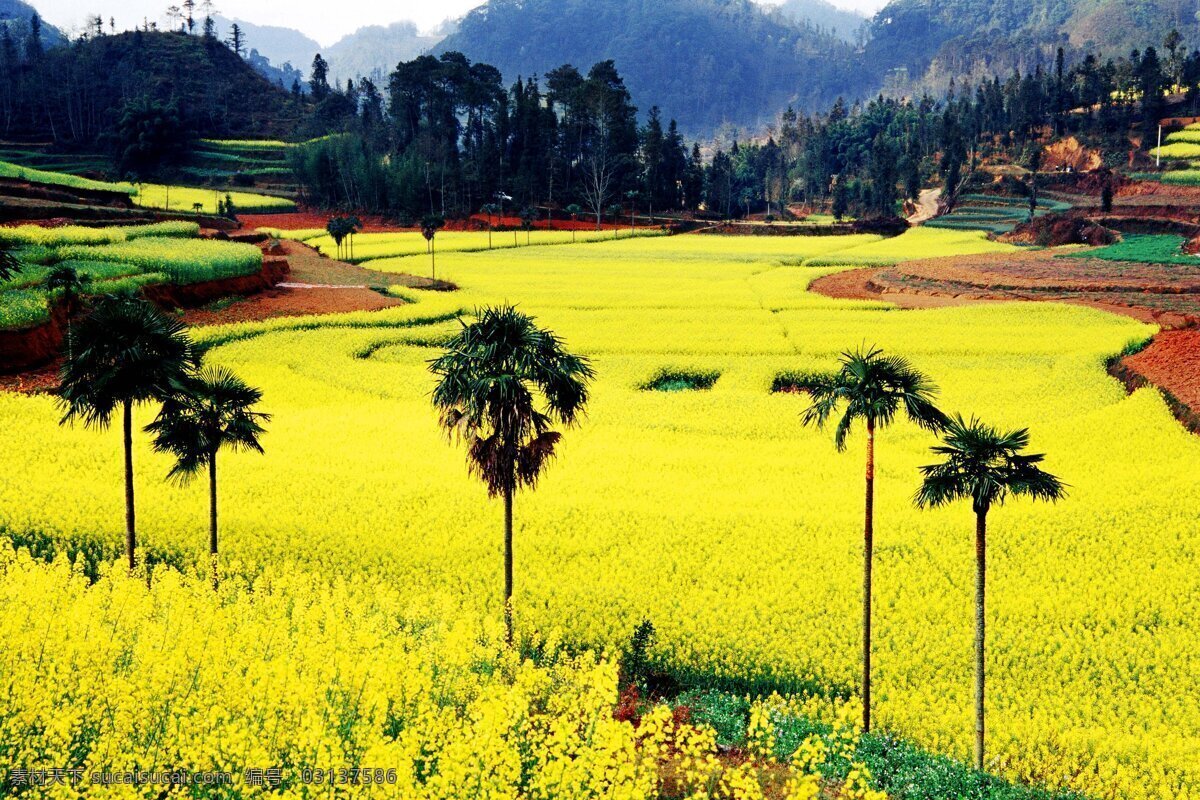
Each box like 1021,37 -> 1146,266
325,21 -> 444,85
0,0 -> 64,48
436,0 -> 861,134
771,0 -> 866,42
245,48 -> 305,91
864,0 -> 1200,91
212,15 -> 318,76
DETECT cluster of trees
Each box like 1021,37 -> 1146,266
721,32 -> 1200,220
291,52 -> 704,223
0,12 -> 300,158
57,293 -> 268,589
429,308 -> 1066,778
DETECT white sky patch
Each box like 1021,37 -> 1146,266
28,0 -> 482,46
30,0 -> 888,46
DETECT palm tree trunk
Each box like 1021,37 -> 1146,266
975,509 -> 987,771
123,400 -> 136,572
862,418 -> 875,733
431,239 -> 436,280
504,485 -> 514,647
209,453 -> 219,591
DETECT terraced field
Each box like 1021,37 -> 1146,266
2,229 -> 1196,799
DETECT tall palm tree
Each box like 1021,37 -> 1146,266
915,415 -> 1065,771
429,306 -> 594,645
146,366 -> 269,589
58,296 -> 196,571
421,214 -> 445,279
798,345 -> 947,733
565,204 -> 583,244
481,203 -> 500,249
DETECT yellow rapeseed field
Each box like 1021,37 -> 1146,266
1,229 -> 1197,798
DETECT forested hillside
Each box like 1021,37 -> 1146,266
0,28 -> 303,150
436,0 -> 861,133
866,0 -> 1200,90
774,0 -> 866,42
325,22 -> 443,85
0,0 -> 60,47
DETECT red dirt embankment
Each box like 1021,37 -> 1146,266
0,259 -> 290,376
144,258 -> 289,309
1115,330 -> 1200,433
0,303 -> 66,374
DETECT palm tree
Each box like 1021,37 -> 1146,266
798,345 -> 947,733
519,206 -> 538,245
46,265 -> 91,361
421,214 -> 445,279
345,215 -> 362,261
146,366 -> 269,589
915,415 -> 1065,771
565,204 -> 583,244
326,216 -> 350,260
58,296 -> 196,571
0,245 -> 21,282
429,306 -> 594,645
481,203 -> 500,249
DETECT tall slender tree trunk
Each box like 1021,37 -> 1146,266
123,400 -> 136,572
862,419 -> 875,733
209,454 -> 219,591
503,486 -> 514,646
974,509 -> 988,771
431,240 -> 436,280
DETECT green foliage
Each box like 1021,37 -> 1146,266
0,288 -> 50,328
115,97 -> 189,174
0,222 -> 199,248
0,159 -> 135,195
640,369 -> 721,392
56,238 -> 262,285
1062,234 -> 1198,265
0,30 -> 301,158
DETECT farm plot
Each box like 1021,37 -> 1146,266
1,232 -> 1197,799
0,222 -> 261,328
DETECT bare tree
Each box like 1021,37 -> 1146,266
581,143 -> 617,231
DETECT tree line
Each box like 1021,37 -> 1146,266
722,32 -> 1200,220
293,31 -> 1200,224
290,51 -> 705,224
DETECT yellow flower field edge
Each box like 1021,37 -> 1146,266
0,546 -> 890,800
132,184 -> 296,214
0,159 -> 136,195
1,234 -> 1195,799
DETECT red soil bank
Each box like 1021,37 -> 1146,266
142,258 -> 289,309
0,304 -> 65,373
1,259 -> 290,375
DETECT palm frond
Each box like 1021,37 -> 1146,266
915,414 -> 1065,515
429,305 -> 592,497
146,365 -> 269,484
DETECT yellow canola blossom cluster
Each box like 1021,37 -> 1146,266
2,231 -> 1199,798
0,548 -> 870,800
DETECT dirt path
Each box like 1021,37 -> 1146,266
908,188 -> 942,224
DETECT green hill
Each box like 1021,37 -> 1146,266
0,29 -> 303,147
865,0 -> 1200,90
436,0 -> 861,134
